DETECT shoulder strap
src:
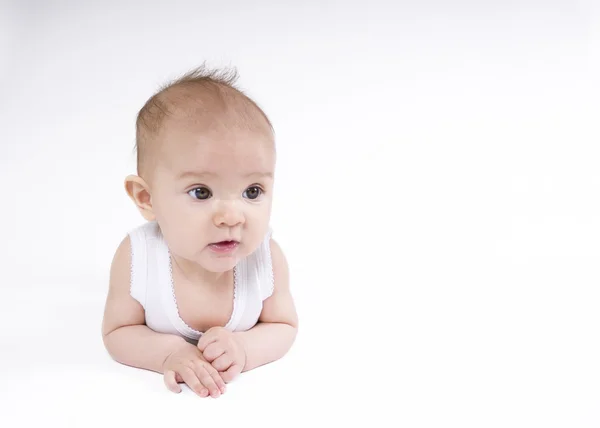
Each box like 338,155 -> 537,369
128,222 -> 159,309
255,228 -> 275,300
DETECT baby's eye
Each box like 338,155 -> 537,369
243,186 -> 263,200
188,187 -> 212,200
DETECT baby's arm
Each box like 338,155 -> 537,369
101,236 -> 187,373
234,238 -> 299,371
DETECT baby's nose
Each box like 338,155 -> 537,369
213,200 -> 245,226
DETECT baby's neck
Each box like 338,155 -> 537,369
170,254 -> 231,286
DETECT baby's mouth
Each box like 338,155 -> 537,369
208,240 -> 240,253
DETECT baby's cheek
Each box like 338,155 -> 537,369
246,228 -> 269,255
160,220 -> 191,252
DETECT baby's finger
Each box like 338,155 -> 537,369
194,362 -> 221,398
180,366 -> 209,398
204,361 -> 227,393
197,332 -> 218,352
203,342 -> 226,362
164,370 -> 181,393
211,353 -> 233,372
221,364 -> 242,384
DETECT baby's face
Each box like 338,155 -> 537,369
148,126 -> 275,273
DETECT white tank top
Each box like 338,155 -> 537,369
128,221 -> 274,343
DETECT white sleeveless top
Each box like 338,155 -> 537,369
128,221 -> 274,343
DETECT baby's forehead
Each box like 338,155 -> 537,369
164,121 -> 273,153
157,126 -> 275,177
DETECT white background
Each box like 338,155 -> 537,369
1,0 -> 599,426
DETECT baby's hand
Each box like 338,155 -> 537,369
162,341 -> 227,398
197,327 -> 247,383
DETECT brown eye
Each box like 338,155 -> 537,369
243,186 -> 262,200
188,187 -> 212,200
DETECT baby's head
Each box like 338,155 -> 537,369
125,65 -> 276,274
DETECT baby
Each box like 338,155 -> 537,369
101,65 -> 298,399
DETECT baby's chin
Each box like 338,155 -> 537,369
197,251 -> 242,273
200,260 -> 238,274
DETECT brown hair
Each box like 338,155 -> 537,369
134,63 -> 274,176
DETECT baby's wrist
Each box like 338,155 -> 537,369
161,336 -> 189,373
233,333 -> 248,371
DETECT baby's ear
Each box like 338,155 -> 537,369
124,175 -> 155,222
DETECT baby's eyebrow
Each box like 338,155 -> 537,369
177,171 -> 273,180
243,171 -> 273,179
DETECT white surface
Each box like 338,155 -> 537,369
1,1 -> 599,426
